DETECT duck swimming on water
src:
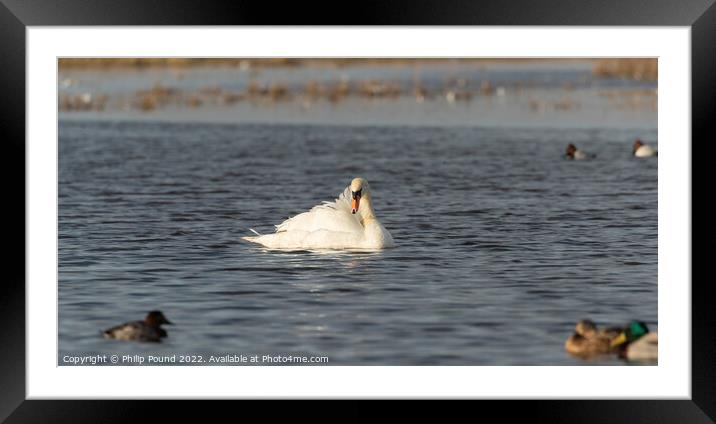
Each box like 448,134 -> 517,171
103,310 -> 173,342
565,144 -> 593,160
633,139 -> 658,157
610,320 -> 658,362
564,319 -> 621,357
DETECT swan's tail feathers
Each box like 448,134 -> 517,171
242,228 -> 263,243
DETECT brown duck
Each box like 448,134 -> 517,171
564,319 -> 621,357
103,310 -> 173,342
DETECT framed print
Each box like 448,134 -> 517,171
2,0 -> 711,420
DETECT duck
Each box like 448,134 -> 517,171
565,143 -> 592,160
610,320 -> 658,362
102,310 -> 172,342
243,177 -> 394,250
633,139 -> 658,157
564,319 -> 622,357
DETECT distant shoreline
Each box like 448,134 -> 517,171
57,58 -> 656,81
58,57 -> 591,68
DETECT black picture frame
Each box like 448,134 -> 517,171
2,0 -> 710,420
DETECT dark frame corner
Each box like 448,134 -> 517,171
1,0 -> 710,421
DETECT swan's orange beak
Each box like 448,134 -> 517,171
351,196 -> 360,214
351,189 -> 362,214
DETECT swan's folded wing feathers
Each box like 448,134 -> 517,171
273,186 -> 362,234
243,184 -> 395,250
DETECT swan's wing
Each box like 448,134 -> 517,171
274,186 -> 362,234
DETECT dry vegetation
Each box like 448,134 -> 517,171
58,57 -> 588,70
58,58 -> 657,113
58,58 -> 657,81
592,59 -> 657,81
59,58 -> 303,69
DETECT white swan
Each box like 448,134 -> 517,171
633,139 -> 657,157
242,177 -> 395,250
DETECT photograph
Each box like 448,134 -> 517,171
57,57 -> 658,367
4,0 -> 706,416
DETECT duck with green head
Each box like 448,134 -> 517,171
610,320 -> 658,363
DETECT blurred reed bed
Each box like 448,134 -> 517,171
57,58 -> 657,113
58,58 -> 587,69
592,59 -> 657,81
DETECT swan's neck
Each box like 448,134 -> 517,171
360,195 -> 376,220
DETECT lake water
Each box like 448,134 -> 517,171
58,119 -> 657,365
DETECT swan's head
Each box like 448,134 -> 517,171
350,177 -> 369,214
